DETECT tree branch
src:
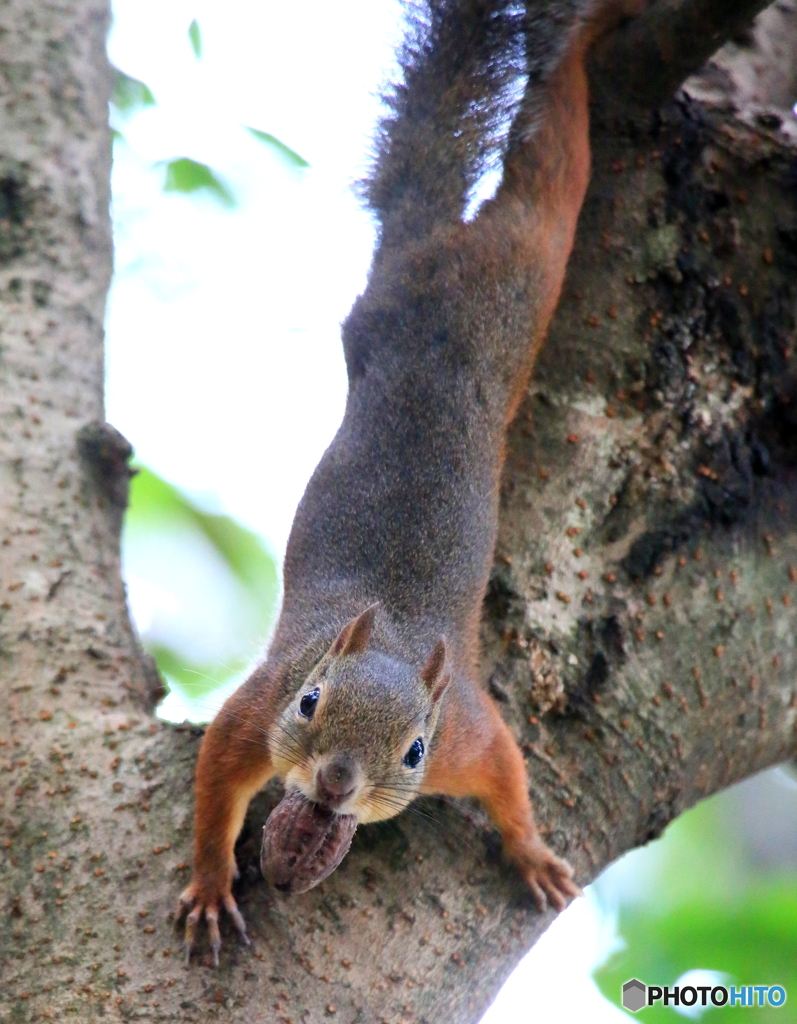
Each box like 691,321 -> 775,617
590,0 -> 774,109
2,3 -> 797,1023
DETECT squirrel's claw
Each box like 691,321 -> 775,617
205,909 -> 222,967
223,893 -> 251,946
178,883 -> 249,966
519,847 -> 582,913
181,902 -> 204,963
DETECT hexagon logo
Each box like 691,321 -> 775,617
622,979 -> 647,1013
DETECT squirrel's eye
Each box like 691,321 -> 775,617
403,737 -> 424,769
299,688 -> 320,719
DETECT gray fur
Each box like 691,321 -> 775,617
254,0 -> 595,791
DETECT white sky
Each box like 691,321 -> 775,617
105,1 -> 638,1018
107,0 -> 403,553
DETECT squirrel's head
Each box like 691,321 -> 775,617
270,604 -> 450,823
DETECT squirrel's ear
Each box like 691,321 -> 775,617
421,637 -> 449,704
331,602 -> 380,657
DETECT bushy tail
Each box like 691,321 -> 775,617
363,0 -> 585,248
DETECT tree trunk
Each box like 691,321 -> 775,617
2,2 -> 796,1023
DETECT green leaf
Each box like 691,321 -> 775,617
246,127 -> 310,168
111,67 -> 155,116
161,158 -> 236,207
188,18 -> 202,59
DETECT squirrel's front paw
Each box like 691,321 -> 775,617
514,842 -> 582,912
177,878 -> 250,966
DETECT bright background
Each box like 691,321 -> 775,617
106,1 -> 797,1019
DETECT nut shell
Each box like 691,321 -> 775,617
260,790 -> 357,894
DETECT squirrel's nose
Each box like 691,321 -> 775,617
316,755 -> 356,807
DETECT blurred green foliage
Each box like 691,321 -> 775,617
110,31 -> 306,212
594,788 -> 797,1020
161,157 -> 236,207
124,466 -> 279,711
111,67 -> 155,117
246,127 -> 310,169
188,18 -> 202,59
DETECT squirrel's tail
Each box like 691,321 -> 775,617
363,0 -> 585,248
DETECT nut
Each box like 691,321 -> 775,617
261,790 -> 357,894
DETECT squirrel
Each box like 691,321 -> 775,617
179,0 -> 646,963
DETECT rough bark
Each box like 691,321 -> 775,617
1,2 -> 796,1023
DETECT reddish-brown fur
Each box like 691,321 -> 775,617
180,0 -> 645,963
